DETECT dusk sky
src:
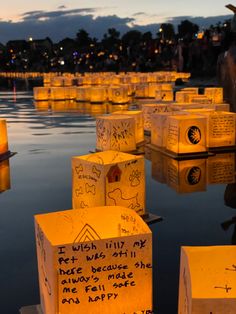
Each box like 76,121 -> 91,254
0,1 -> 234,43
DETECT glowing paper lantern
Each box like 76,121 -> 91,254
207,153 -> 235,185
213,103 -> 230,112
90,87 -> 107,103
166,115 -> 207,154
190,95 -> 212,104
175,91 -> 197,103
33,87 -> 50,101
178,246 -> 236,314
72,150 -> 146,215
204,87 -> 223,104
166,158 -> 206,193
64,87 -> 77,100
142,103 -> 172,132
155,90 -> 174,101
50,87 -> 65,101
197,111 -> 236,148
51,76 -> 64,87
110,86 -> 129,104
0,119 -> 9,155
96,115 -> 136,152
112,110 -> 144,144
135,84 -> 149,98
35,206 -> 152,314
76,87 -> 91,102
0,160 -> 10,193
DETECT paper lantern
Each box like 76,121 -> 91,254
213,103 -> 230,112
0,160 -> 10,193
35,206 -> 152,314
175,91 -> 197,103
166,114 -> 207,154
155,90 -> 174,101
64,87 -> 77,100
207,153 -> 235,185
190,95 -> 212,104
50,87 -> 66,101
90,87 -> 107,103
110,86 -> 129,104
135,84 -> 149,98
63,77 -> 73,87
72,150 -> 146,215
76,87 -> 91,102
33,87 -> 50,101
142,103 -> 172,132
178,246 -> 236,314
197,111 -> 236,148
96,115 -> 136,152
151,112 -> 189,148
51,76 -> 64,87
166,158 -> 206,193
112,110 -> 144,144
0,119 -> 9,155
204,87 -> 223,104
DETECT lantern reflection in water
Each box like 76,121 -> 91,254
0,119 -> 9,156
178,246 -> 236,314
0,160 -> 10,193
72,150 -> 146,215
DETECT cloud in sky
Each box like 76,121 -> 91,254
0,8 -> 232,44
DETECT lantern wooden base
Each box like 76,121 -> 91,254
20,304 -> 42,314
0,151 -> 16,162
141,212 -> 163,225
146,143 -> 212,160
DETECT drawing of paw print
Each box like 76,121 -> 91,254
129,170 -> 141,187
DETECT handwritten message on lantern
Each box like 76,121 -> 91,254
178,246 -> 236,314
35,206 -> 152,314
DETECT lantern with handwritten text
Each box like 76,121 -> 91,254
142,103 -> 173,132
96,115 -> 136,152
35,206 -> 152,314
178,246 -> 236,314
72,150 -> 146,215
0,119 -> 9,155
204,87 -> 223,104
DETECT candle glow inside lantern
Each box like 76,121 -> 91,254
33,87 -> 50,101
76,87 -> 91,102
50,87 -> 66,101
96,115 -> 136,152
166,114 -> 207,154
178,246 -> 236,314
35,206 -> 152,314
109,86 -> 129,104
112,110 -> 144,144
90,87 -> 107,103
0,119 -> 9,155
72,150 -> 146,215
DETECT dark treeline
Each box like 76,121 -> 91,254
0,19 -> 232,76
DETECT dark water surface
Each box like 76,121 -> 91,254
0,91 -> 235,314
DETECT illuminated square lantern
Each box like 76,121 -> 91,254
96,115 -> 136,152
166,115 -> 207,154
175,91 -> 197,103
51,76 -> 64,87
207,153 -> 235,185
64,87 -> 77,100
76,87 -> 91,102
142,103 -> 172,132
166,158 -> 206,193
90,87 -> 107,103
155,90 -> 174,101
189,95 -> 212,104
213,103 -> 230,112
35,206 -> 152,314
63,77 -> 73,87
0,160 -> 10,193
135,84 -> 149,98
151,111 -> 189,148
197,111 -> 236,148
178,246 -> 236,314
204,87 -> 223,103
0,119 -> 9,155
112,110 -> 144,144
50,87 -> 66,101
72,150 -> 146,215
33,87 -> 50,101
110,86 -> 129,104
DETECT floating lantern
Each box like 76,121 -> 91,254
96,115 -> 136,152
0,160 -> 10,193
90,87 -> 107,103
76,87 -> 91,102
155,90 -> 174,101
166,114 -> 207,154
33,87 -> 50,101
35,206 -> 152,314
213,103 -> 230,111
72,150 -> 146,215
190,95 -> 212,104
50,87 -> 66,101
64,87 -> 77,100
175,91 -> 197,103
0,119 -> 9,155
110,86 -> 129,104
166,158 -> 206,193
51,76 -> 64,87
135,84 -> 149,98
207,153 -> 235,185
112,110 -> 144,144
142,103 -> 172,132
178,246 -> 236,314
204,87 -> 223,104
197,111 -> 236,148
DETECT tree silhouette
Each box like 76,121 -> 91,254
178,20 -> 199,40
